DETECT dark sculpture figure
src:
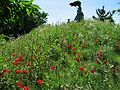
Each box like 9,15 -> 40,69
92,6 -> 115,23
69,0 -> 84,22
69,1 -> 81,7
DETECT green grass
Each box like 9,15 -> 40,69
0,20 -> 120,90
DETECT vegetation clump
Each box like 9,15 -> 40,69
0,0 -> 47,38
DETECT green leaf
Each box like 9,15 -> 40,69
0,56 -> 4,63
9,0 -> 15,3
22,1 -> 31,5
31,4 -> 42,10
31,0 -> 35,2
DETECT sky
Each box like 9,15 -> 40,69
33,0 -> 120,24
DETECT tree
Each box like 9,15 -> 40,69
92,6 -> 115,23
0,0 -> 48,38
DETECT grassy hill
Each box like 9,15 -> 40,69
0,20 -> 120,90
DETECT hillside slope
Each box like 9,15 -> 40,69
0,20 -> 120,90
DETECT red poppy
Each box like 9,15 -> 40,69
97,52 -> 102,56
3,69 -> 10,74
77,53 -> 81,57
76,58 -> 80,62
95,40 -> 99,42
96,36 -> 98,38
72,47 -> 76,51
79,67 -> 84,71
50,66 -> 56,70
96,61 -> 100,65
17,82 -> 23,89
27,62 -> 31,66
17,57 -> 22,61
67,44 -> 72,49
12,53 -> 17,57
37,79 -> 44,85
23,86 -> 29,90
23,70 -> 27,74
22,54 -> 25,57
73,51 -> 76,55
84,71 -> 88,74
103,60 -> 108,64
16,70 -> 21,74
12,61 -> 19,65
0,73 -> 3,78
91,70 -> 95,74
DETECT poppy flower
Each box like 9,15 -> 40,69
17,57 -> 22,61
23,86 -> 29,90
77,53 -> 81,57
12,53 -> 17,57
12,61 -> 19,65
23,70 -> 27,74
96,61 -> 100,65
27,62 -> 31,66
50,66 -> 56,70
0,73 -> 3,78
76,58 -> 80,62
95,40 -> 99,42
16,70 -> 21,74
37,79 -> 44,85
84,70 -> 88,74
103,60 -> 108,64
73,51 -> 76,55
79,67 -> 84,71
67,44 -> 72,49
3,69 -> 10,74
17,82 -> 23,89
72,47 -> 76,51
91,70 -> 95,74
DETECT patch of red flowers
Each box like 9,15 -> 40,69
12,57 -> 22,66
37,79 -> 44,85
17,82 -> 23,89
97,50 -> 102,59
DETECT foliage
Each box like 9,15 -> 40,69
92,6 -> 115,23
0,20 -> 120,90
0,0 -> 47,38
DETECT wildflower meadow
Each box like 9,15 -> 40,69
0,20 -> 120,90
